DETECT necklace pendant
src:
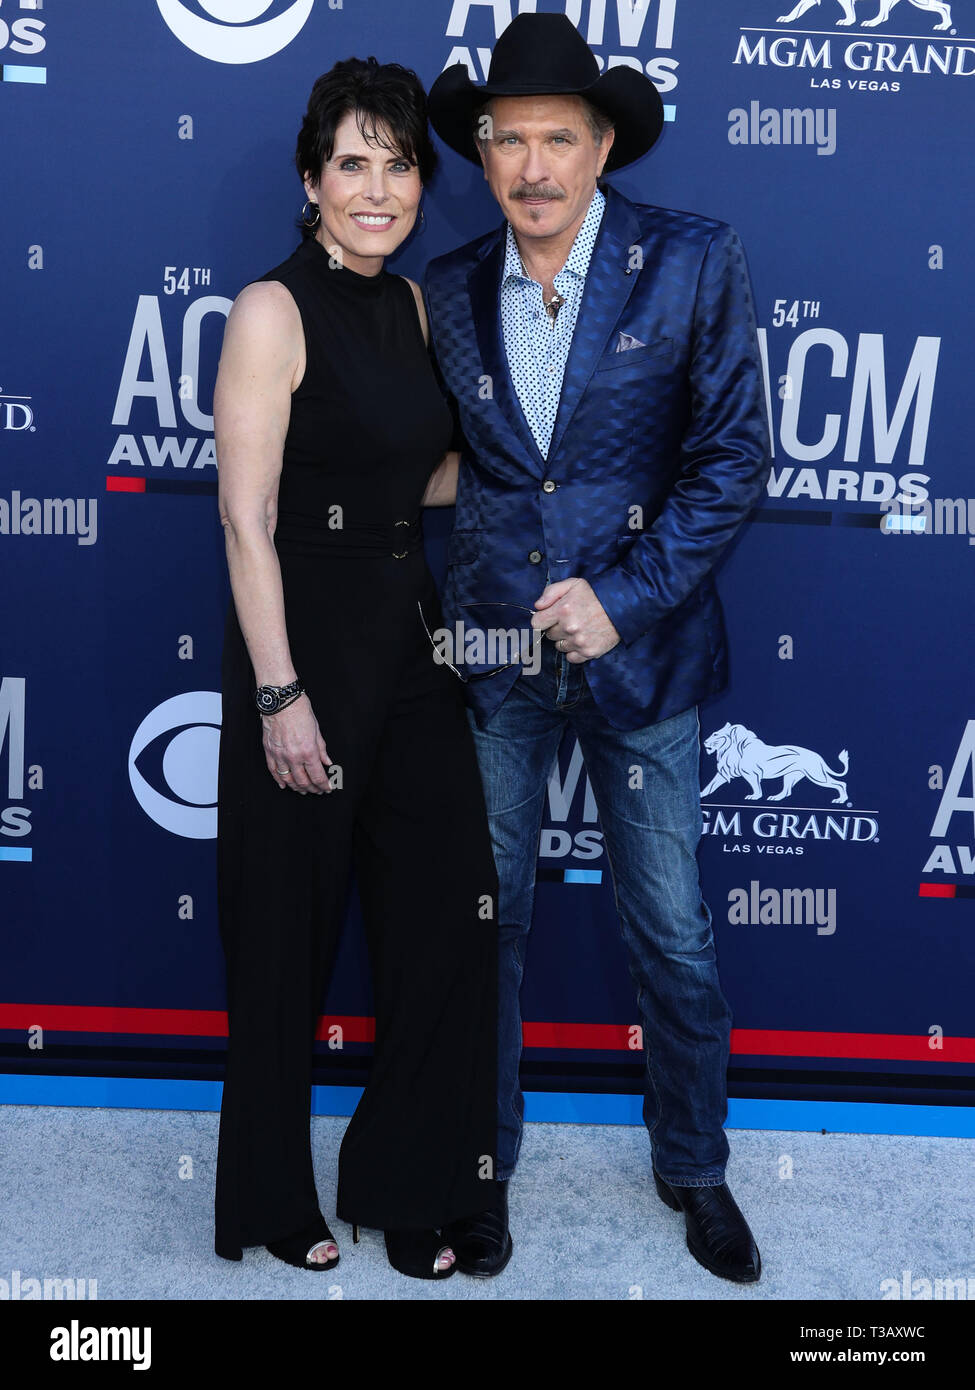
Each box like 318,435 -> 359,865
543,291 -> 565,325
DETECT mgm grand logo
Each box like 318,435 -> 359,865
737,1 -> 973,82
700,722 -> 879,853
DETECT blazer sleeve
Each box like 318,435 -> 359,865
588,224 -> 771,648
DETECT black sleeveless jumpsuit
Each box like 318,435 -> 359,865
214,235 -> 498,1256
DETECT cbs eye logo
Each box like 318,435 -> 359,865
155,1 -> 315,65
128,692 -> 222,839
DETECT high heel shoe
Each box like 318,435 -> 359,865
266,1216 -> 339,1271
351,1224 -> 455,1280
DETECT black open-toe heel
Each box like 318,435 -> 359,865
266,1217 -> 339,1271
351,1224 -> 455,1280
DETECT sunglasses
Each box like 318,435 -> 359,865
417,599 -> 543,683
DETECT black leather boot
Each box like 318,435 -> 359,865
653,1170 -> 761,1283
442,1179 -> 513,1277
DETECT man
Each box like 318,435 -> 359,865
424,13 -> 770,1283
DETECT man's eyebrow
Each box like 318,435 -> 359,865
491,126 -> 579,139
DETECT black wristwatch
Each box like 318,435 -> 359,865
254,679 -> 304,715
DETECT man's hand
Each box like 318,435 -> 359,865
532,578 -> 621,663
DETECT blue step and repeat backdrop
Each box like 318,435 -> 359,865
2,1 -> 973,1132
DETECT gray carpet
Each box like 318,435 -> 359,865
1,1104 -> 970,1300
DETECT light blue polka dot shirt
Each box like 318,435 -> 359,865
500,187 -> 606,460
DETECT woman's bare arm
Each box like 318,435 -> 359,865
215,280 -> 332,794
421,450 -> 459,507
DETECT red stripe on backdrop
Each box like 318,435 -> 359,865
525,1022 -> 975,1062
105,476 -> 145,492
919,883 -> 956,898
729,1028 -> 971,1062
0,1005 -> 226,1036
0,1006 -> 972,1062
0,1005 -> 374,1043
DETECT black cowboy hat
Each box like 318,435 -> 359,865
427,12 -> 664,173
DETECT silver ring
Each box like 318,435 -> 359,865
558,638 -> 566,651
279,768 -> 291,776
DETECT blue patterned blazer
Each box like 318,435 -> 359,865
423,182 -> 771,732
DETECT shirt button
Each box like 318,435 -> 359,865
542,480 -> 557,493
528,549 -> 543,564
547,364 -> 556,374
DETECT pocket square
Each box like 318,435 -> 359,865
615,331 -> 647,353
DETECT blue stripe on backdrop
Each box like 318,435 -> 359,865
1,65 -> 47,83
563,869 -> 603,884
2,1075 -> 973,1138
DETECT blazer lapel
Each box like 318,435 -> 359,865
546,185 -> 642,462
467,233 -> 547,475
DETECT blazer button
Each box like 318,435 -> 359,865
542,479 -> 557,493
528,549 -> 543,564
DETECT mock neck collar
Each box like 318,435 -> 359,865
301,234 -> 388,294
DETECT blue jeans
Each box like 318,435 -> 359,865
467,636 -> 732,1187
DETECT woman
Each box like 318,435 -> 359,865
212,57 -> 498,1280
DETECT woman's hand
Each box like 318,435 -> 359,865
262,694 -> 334,794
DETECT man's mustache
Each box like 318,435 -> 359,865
510,184 -> 566,201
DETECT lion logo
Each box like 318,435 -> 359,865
778,1 -> 953,30
701,723 -> 849,804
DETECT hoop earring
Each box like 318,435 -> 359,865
418,206 -> 426,233
301,200 -> 321,229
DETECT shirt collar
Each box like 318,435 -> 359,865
502,186 -> 606,287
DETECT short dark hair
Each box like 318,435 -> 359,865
295,57 -> 437,237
